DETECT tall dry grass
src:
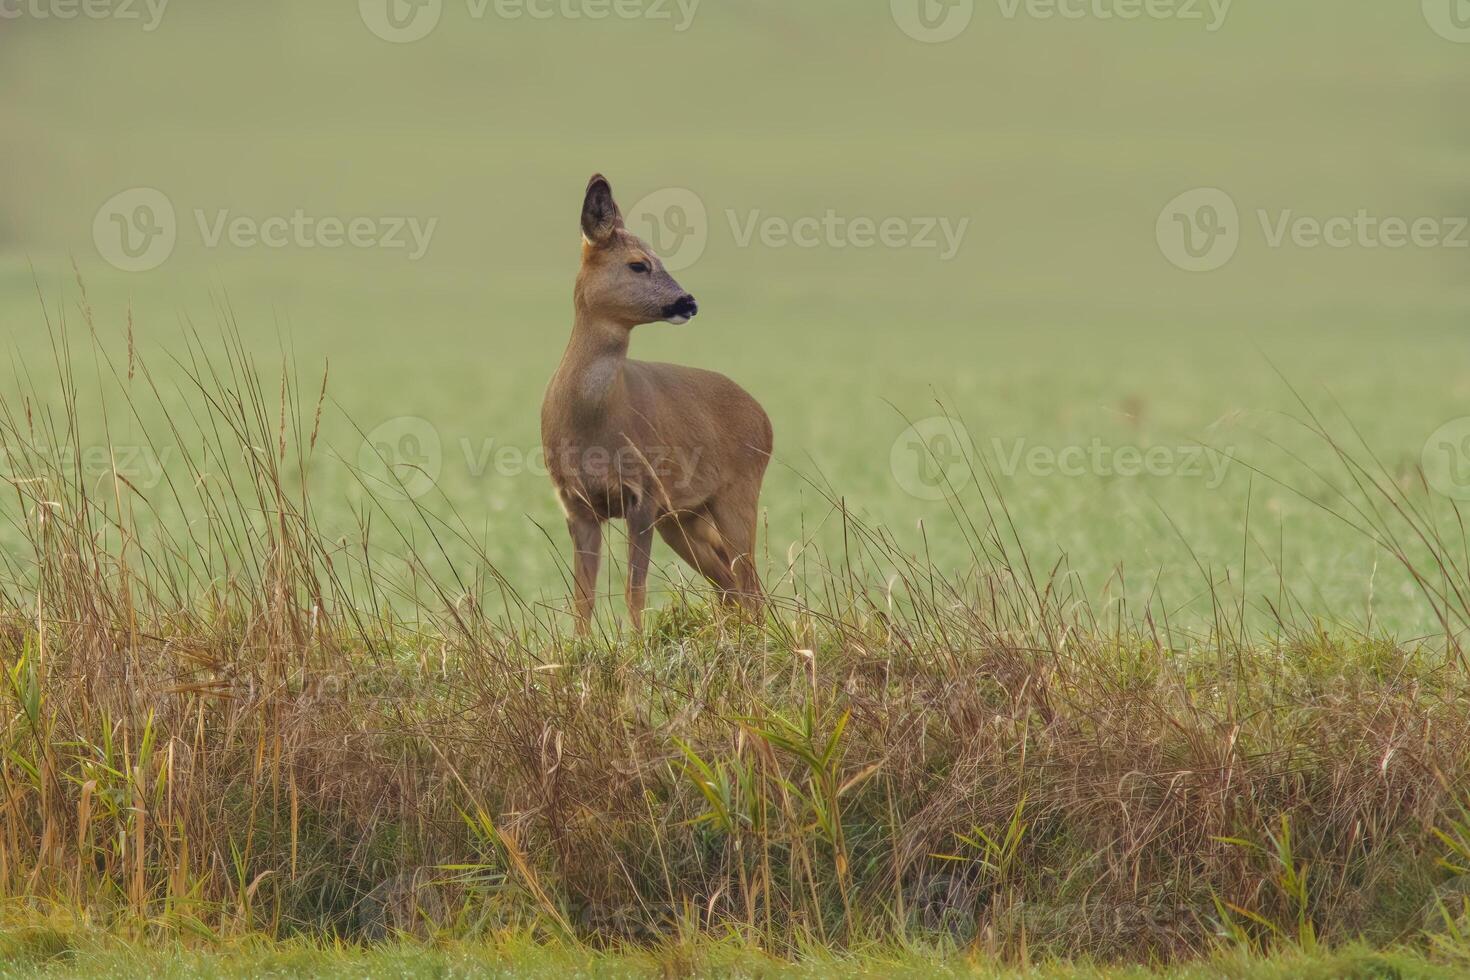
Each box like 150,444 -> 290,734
2,295 -> 1470,964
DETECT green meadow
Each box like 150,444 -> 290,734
3,0 -> 1467,632
4,3 -> 1470,976
0,935 -> 1461,979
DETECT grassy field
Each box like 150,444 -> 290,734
2,330 -> 1470,972
4,2 -> 1470,976
3,1 -> 1469,633
0,935 -> 1463,979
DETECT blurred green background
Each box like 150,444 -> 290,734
1,0 -> 1467,632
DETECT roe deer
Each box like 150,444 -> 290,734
541,174 -> 773,633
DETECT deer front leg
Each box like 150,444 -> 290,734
568,515 -> 602,635
625,501 -> 658,632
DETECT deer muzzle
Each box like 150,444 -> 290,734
663,294 -> 699,324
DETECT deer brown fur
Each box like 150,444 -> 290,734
541,174 -> 773,632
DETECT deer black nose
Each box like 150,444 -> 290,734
664,294 -> 698,320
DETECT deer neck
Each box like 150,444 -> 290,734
558,312 -> 631,416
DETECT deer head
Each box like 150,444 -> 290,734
575,174 -> 699,327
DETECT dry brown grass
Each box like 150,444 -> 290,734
2,300 -> 1470,965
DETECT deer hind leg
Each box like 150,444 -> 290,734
656,506 -> 741,604
706,491 -> 765,617
657,498 -> 764,618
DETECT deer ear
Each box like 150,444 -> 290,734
580,174 -> 624,246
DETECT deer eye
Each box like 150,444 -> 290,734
628,261 -> 651,274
